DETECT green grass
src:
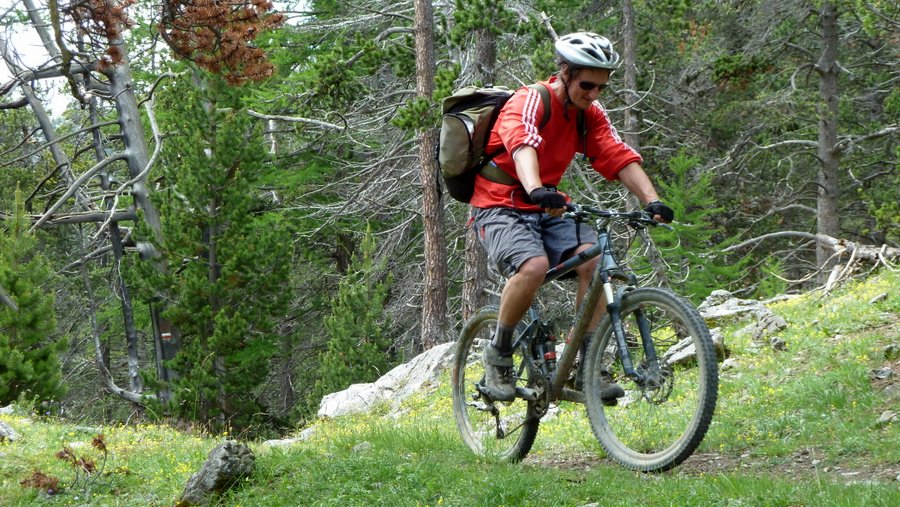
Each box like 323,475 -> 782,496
1,270 -> 898,506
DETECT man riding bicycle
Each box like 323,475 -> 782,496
470,32 -> 675,401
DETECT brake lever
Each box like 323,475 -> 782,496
634,211 -> 675,231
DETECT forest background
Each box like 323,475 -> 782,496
0,0 -> 896,437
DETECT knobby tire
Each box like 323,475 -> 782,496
584,287 -> 718,472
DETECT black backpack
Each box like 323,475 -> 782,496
437,83 -> 583,203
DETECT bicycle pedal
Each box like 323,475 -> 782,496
467,401 -> 496,413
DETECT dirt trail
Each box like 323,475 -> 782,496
527,449 -> 899,484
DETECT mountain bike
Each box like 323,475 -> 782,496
451,204 -> 718,472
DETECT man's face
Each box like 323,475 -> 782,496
567,67 -> 611,110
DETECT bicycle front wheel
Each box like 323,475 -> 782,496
451,306 -> 539,462
584,287 -> 718,472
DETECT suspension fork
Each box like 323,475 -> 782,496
603,273 -> 643,382
611,285 -> 664,386
634,305 -> 663,382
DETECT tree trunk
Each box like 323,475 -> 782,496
474,27 -> 497,85
462,27 -> 496,320
414,0 -> 448,350
101,16 -> 180,395
90,97 -> 144,399
621,0 -> 669,288
815,2 -> 841,281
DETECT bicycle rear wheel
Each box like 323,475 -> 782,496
584,288 -> 718,472
451,306 -> 539,462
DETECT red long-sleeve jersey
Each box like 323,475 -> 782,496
469,76 -> 642,210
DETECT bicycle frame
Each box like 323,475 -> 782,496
454,206 -> 716,469
513,208 -> 663,404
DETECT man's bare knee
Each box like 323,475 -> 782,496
516,257 -> 549,286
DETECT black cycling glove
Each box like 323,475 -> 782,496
644,200 -> 675,223
528,187 -> 567,210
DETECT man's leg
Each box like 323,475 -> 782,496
494,256 -> 549,349
483,256 -> 548,401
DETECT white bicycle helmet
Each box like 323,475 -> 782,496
555,32 -> 620,70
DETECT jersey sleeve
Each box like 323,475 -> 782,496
585,102 -> 643,180
494,86 -> 547,155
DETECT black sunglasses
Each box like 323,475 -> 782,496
578,80 -> 609,92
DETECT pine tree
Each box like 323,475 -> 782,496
312,225 -> 394,405
648,152 -> 746,302
131,77 -> 292,429
0,186 -> 67,406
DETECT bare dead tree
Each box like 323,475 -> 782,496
1,1 -> 287,410
620,0 -> 670,288
413,0 -> 448,351
814,1 -> 841,281
459,26 -> 497,321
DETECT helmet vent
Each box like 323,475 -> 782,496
584,48 -> 602,61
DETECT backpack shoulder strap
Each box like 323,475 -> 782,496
577,108 -> 588,156
526,83 -> 587,142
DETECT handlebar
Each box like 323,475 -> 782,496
562,203 -> 674,231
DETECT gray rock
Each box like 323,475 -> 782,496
770,337 -> 788,351
752,313 -> 788,341
663,328 -> 727,366
352,441 -> 373,453
721,358 -> 739,371
179,441 -> 255,506
698,291 -> 770,323
260,426 -> 317,449
318,342 -> 455,418
374,341 -> 455,403
0,405 -> 14,415
882,383 -> 900,403
868,292 -> 888,305
871,367 -> 894,380
318,383 -> 386,418
875,411 -> 897,428
0,420 -> 19,442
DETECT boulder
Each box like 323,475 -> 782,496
318,342 -> 455,418
751,312 -> 788,342
318,383 -> 386,418
0,420 -> 19,442
698,290 -> 770,323
179,441 -> 255,506
262,426 -> 317,448
662,327 -> 727,366
374,341 -> 455,401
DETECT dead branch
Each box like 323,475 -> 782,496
0,121 -> 119,168
723,230 -> 900,262
29,153 -> 129,232
540,12 -> 559,41
246,109 -> 345,130
0,97 -> 28,109
93,100 -> 164,239
0,284 -> 18,312
834,125 -> 899,153
0,210 -> 137,226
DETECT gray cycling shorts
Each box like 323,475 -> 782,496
472,207 -> 598,278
